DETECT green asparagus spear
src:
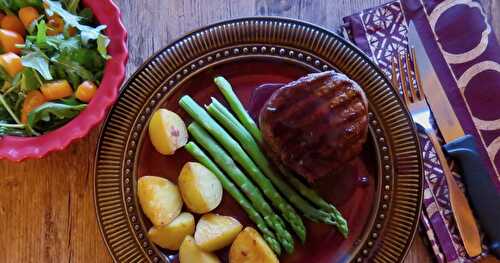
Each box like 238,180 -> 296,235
184,142 -> 282,255
208,100 -> 346,234
179,96 -> 305,245
214,76 -> 264,145
207,101 -> 337,230
213,77 -> 349,237
187,123 -> 294,253
279,165 -> 348,236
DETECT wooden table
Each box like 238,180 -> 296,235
1,0 -> 498,262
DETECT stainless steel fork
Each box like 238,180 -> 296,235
391,49 -> 482,257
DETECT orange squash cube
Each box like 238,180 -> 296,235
75,81 -> 97,102
41,80 -> 73,100
0,29 -> 24,54
0,52 -> 23,77
18,7 -> 40,29
1,15 -> 26,36
21,90 -> 47,123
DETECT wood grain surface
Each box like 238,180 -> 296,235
1,0 -> 499,262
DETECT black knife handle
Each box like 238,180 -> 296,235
443,134 -> 500,258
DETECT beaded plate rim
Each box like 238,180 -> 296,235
94,16 -> 423,263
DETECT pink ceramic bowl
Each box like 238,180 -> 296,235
0,0 -> 128,162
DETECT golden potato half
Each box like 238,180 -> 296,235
178,162 -> 223,214
138,176 -> 183,226
148,212 -> 195,250
148,109 -> 188,155
179,235 -> 220,263
229,227 -> 279,263
195,213 -> 243,252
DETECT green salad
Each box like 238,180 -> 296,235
0,0 -> 110,136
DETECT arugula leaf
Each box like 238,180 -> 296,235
8,71 -> 22,91
44,0 -> 80,24
78,7 -> 93,24
0,66 -> 13,82
53,63 -> 66,79
97,34 -> 111,59
44,35 -> 74,51
0,93 -> 21,124
22,38 -> 36,51
62,0 -> 79,14
0,0 -> 42,12
11,0 -> 42,9
66,70 -> 79,88
59,36 -> 80,51
20,68 -> 41,92
45,0 -> 110,57
45,35 -> 63,49
80,24 -> 106,44
94,70 -> 103,84
45,0 -> 103,39
27,102 -> 86,132
35,20 -> 47,46
59,97 -> 80,106
21,51 -> 53,80
70,48 -> 104,70
51,53 -> 93,81
0,0 -> 12,12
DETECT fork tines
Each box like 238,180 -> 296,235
390,47 -> 424,102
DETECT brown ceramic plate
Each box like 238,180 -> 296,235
94,17 -> 423,263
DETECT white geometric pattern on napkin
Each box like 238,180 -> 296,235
361,2 -> 408,76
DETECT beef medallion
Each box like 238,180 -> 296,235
259,71 -> 369,182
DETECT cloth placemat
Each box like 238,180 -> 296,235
343,0 -> 500,262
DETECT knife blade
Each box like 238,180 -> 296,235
407,21 -> 500,259
407,24 -> 464,144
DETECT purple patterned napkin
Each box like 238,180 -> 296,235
343,0 -> 500,262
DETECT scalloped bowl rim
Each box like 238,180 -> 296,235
0,0 -> 128,162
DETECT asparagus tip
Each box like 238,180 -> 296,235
299,232 -> 306,244
211,97 -> 222,104
210,97 -> 220,105
214,76 -> 231,87
178,94 -> 193,105
341,227 -> 349,238
214,76 -> 225,82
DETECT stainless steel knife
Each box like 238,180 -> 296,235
407,21 -> 500,258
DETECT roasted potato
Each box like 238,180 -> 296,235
148,109 -> 188,155
178,162 -> 223,214
194,213 -> 243,252
229,227 -> 279,263
148,212 -> 195,250
138,176 -> 183,226
179,235 -> 220,263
